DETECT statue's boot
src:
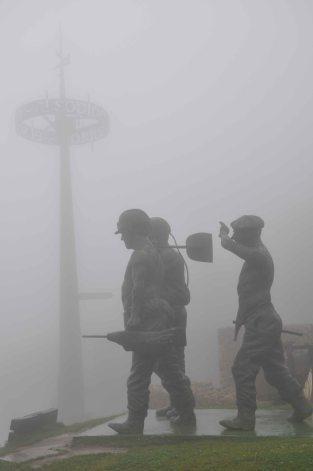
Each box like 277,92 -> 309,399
108,415 -> 144,435
219,411 -> 255,431
169,409 -> 196,427
166,407 -> 179,419
155,405 -> 173,418
288,394 -> 313,423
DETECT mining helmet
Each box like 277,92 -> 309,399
150,217 -> 171,241
231,215 -> 264,231
115,209 -> 151,236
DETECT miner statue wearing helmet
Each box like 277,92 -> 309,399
219,215 -> 312,431
109,209 -> 195,434
149,217 -> 192,423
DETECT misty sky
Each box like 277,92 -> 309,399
0,0 -> 313,442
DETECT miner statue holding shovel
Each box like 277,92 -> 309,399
108,209 -> 196,434
83,209 -> 212,434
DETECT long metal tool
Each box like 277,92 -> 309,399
232,320 -> 303,337
82,335 -> 108,338
282,329 -> 303,337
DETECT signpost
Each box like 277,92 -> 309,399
15,35 -> 109,423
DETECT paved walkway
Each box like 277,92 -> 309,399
78,408 -> 313,438
0,432 -> 125,466
1,409 -> 313,465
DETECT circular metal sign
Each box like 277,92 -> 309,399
15,98 -> 109,145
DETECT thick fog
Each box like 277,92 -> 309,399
1,0 -> 313,444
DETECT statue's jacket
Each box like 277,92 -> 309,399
122,240 -> 173,331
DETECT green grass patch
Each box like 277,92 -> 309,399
46,437 -> 313,471
2,436 -> 313,470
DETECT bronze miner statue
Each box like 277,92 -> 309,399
108,209 -> 195,435
218,215 -> 313,431
150,217 -> 192,423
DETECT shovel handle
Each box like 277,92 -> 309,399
82,335 -> 108,339
167,245 -> 186,249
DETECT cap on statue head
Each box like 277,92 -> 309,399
150,217 -> 171,241
231,215 -> 264,232
115,209 -> 151,236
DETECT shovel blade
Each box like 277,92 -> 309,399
186,233 -> 213,263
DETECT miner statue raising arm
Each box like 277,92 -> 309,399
218,215 -> 312,431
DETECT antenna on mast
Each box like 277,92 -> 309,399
56,25 -> 70,101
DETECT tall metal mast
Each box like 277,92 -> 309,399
15,32 -> 109,424
56,31 -> 84,424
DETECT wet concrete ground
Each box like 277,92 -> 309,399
78,408 -> 313,438
1,409 -> 313,465
0,432 -> 126,465
0,434 -> 72,464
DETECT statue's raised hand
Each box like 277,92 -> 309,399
219,221 -> 230,238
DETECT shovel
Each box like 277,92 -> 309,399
168,232 -> 213,263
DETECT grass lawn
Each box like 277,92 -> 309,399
1,436 -> 313,470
